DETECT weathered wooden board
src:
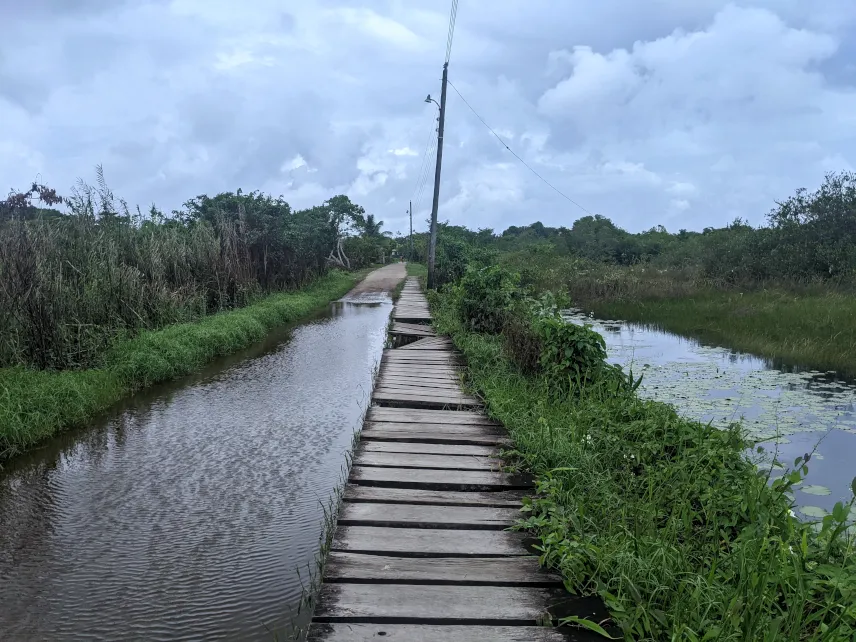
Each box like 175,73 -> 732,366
358,441 -> 499,457
361,421 -> 505,435
354,450 -> 502,470
313,583 -> 563,623
337,502 -> 519,528
400,341 -> 454,350
323,552 -> 560,585
379,368 -> 461,378
376,380 -> 463,392
308,623 -> 572,642
342,485 -> 524,507
331,526 -> 529,556
373,387 -> 468,400
350,466 -> 531,490
383,352 -> 461,360
361,429 -> 511,446
377,372 -> 461,382
375,380 -> 466,393
372,391 -> 479,403
366,408 -> 499,425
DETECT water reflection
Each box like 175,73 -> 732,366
0,300 -> 390,641
563,310 -> 856,514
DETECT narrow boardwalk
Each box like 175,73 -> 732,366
309,277 -> 602,641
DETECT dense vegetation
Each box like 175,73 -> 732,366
408,170 -> 856,375
0,171 -> 396,458
0,172 -> 394,372
0,271 -> 359,459
428,262 -> 856,640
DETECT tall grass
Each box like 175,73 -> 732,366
0,271 -> 359,460
429,288 -> 856,640
497,248 -> 856,378
588,289 -> 856,378
0,177 -> 350,371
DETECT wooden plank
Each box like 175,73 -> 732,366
323,552 -> 560,585
400,340 -> 453,350
383,348 -> 463,361
354,451 -> 502,471
362,422 -> 505,436
361,429 -> 510,446
372,393 -> 482,409
308,623 -> 571,642
358,441 -> 499,457
350,466 -> 531,490
331,526 -> 529,557
376,379 -> 464,391
377,378 -> 462,390
383,351 -> 458,358
337,502 -> 519,528
366,409 -> 498,425
376,379 -> 462,390
379,367 -> 461,377
373,390 -> 480,405
343,485 -> 524,507
313,584 -> 566,623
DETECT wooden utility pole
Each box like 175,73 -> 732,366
427,62 -> 448,289
408,200 -> 413,261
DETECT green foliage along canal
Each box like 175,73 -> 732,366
563,309 -> 856,517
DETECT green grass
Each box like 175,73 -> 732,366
588,289 -> 856,378
429,289 -> 856,641
0,270 -> 361,460
405,262 -> 428,279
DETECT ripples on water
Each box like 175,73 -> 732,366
0,300 -> 390,641
563,311 -> 856,518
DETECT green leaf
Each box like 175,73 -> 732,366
560,616 -> 617,639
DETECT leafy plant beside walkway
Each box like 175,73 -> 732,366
429,265 -> 856,640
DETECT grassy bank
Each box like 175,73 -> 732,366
0,270 -> 360,460
429,277 -> 856,640
586,288 -> 856,378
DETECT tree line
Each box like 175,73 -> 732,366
410,171 -> 856,287
0,170 -> 393,371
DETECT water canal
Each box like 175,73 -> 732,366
0,296 -> 391,640
563,311 -> 856,519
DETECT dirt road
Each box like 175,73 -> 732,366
339,262 -> 407,302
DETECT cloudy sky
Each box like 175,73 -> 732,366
2,0 -> 856,235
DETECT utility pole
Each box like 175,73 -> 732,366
427,62 -> 448,289
408,200 -> 413,261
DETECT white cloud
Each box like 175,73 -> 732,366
1,1 -> 855,234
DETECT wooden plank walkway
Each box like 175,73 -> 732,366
309,278 -> 605,641
393,277 -> 432,323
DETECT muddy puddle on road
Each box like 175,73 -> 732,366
563,311 -> 856,519
0,299 -> 391,641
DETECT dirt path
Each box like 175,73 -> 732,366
340,263 -> 407,302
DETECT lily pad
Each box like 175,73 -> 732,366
800,485 -> 832,496
799,505 -> 829,519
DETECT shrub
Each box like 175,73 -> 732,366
455,265 -> 519,334
534,315 -> 608,383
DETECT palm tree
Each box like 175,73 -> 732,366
362,213 -> 384,237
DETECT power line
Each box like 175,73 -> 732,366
447,78 -> 595,216
414,136 -> 438,216
410,115 -> 439,221
444,0 -> 459,64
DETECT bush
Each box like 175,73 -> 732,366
534,316 -> 608,383
501,302 -> 542,374
455,265 -> 519,334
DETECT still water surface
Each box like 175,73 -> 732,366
0,298 -> 390,640
564,311 -> 856,518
